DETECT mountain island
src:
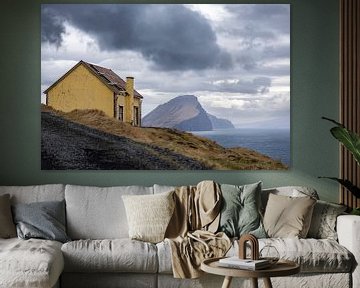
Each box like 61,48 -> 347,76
142,95 -> 234,131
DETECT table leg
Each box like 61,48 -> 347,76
222,276 -> 233,288
263,277 -> 273,288
251,278 -> 258,288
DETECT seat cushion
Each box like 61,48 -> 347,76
156,240 -> 173,274
65,185 -> 153,239
261,238 -> 353,272
62,239 -> 158,273
0,238 -> 64,288
157,238 -> 354,274
227,238 -> 354,273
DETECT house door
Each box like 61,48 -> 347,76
133,107 -> 139,126
118,105 -> 124,122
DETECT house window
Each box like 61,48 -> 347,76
118,105 -> 124,122
134,107 -> 139,126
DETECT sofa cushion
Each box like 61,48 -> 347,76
218,182 -> 266,238
153,184 -> 176,194
261,238 -> 353,273
307,200 -> 347,240
156,240 -> 173,274
0,238 -> 64,288
65,185 -> 153,239
61,239 -> 158,273
0,184 -> 65,204
263,194 -> 316,238
0,194 -> 16,238
12,200 -> 70,243
122,191 -> 175,243
158,237 -> 353,274
261,186 -> 319,212
232,238 -> 353,273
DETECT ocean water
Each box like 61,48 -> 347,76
192,128 -> 290,166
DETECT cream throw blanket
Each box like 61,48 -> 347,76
165,181 -> 231,278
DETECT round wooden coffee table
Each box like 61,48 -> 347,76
201,257 -> 300,288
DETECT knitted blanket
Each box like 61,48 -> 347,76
165,180 -> 231,278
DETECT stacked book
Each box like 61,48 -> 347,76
218,257 -> 271,270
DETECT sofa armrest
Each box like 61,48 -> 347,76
337,215 -> 360,288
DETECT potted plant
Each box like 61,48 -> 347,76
320,117 -> 360,215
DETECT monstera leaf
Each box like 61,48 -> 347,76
320,117 -> 360,200
322,117 -> 360,165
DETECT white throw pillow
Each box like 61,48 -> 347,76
122,191 -> 175,243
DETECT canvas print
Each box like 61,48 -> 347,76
41,4 -> 290,170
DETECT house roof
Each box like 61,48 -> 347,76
44,60 -> 143,99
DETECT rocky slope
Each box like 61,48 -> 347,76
41,111 -> 209,170
41,105 -> 287,170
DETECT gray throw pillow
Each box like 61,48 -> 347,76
218,182 -> 266,238
0,194 -> 17,238
307,200 -> 347,240
12,200 -> 70,243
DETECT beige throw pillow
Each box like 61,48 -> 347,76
122,191 -> 175,243
0,194 -> 17,238
263,193 -> 316,238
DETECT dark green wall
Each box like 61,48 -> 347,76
0,0 -> 340,202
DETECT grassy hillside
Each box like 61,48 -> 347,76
41,105 -> 287,170
42,111 -> 207,170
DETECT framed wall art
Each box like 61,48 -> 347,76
41,4 -> 290,170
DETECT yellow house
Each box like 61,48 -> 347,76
44,60 -> 143,126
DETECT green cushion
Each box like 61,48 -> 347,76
218,182 -> 266,238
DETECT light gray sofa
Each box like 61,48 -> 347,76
0,184 -> 359,288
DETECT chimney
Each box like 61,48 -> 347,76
125,77 -> 135,124
125,76 -> 134,98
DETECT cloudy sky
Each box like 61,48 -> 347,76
41,4 -> 290,129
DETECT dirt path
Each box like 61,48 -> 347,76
41,111 -> 209,170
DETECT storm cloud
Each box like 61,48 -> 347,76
41,6 -> 65,47
209,77 -> 272,94
41,4 -> 290,129
41,4 -> 232,71
225,4 -> 290,35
